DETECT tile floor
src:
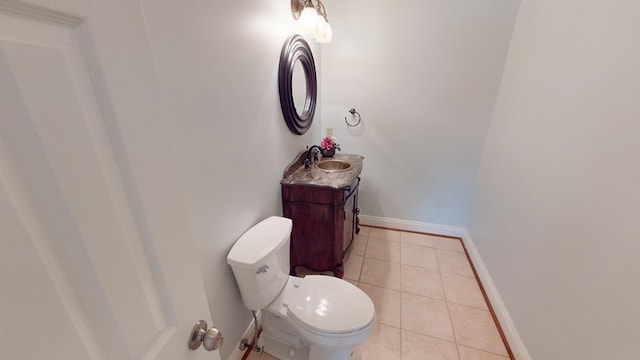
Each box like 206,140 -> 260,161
247,226 -> 510,360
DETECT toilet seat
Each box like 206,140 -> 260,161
287,275 -> 375,335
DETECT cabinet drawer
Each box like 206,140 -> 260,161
283,184 -> 346,205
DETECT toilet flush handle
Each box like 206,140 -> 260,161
255,265 -> 270,274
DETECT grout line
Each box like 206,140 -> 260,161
398,244 -> 403,358
356,233 -> 368,282
351,226 -> 514,359
452,236 -> 514,358
375,226 -> 514,360
437,253 -> 460,360
459,237 -> 515,360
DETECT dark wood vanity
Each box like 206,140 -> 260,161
281,153 -> 363,278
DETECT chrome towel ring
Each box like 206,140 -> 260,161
345,108 -> 362,127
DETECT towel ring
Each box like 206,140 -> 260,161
345,108 -> 362,127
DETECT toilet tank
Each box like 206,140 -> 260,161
227,216 -> 292,311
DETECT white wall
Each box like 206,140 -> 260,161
320,0 -> 521,227
467,0 -> 640,358
134,0 -> 640,358
140,1 -> 321,359
138,1 -> 522,357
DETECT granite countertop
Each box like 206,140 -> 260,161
281,151 -> 364,189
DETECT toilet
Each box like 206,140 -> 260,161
227,216 -> 376,360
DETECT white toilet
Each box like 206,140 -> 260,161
227,216 -> 376,360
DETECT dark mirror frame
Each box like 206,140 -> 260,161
278,34 -> 317,135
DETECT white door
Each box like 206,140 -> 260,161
0,0 -> 220,359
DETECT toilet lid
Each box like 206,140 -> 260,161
287,275 -> 375,334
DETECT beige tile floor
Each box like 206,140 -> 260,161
247,226 -> 510,360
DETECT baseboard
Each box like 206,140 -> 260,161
226,311 -> 262,360
359,214 -> 465,238
462,230 -> 531,360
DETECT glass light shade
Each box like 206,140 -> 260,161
315,16 -> 327,40
316,21 -> 332,44
299,5 -> 319,34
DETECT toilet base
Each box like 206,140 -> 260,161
349,348 -> 363,360
263,332 -> 360,360
262,332 -> 309,360
261,310 -> 361,360
309,345 -> 361,360
261,310 -> 307,360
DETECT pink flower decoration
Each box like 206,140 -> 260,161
320,137 -> 333,150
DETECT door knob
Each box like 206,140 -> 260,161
188,320 -> 223,351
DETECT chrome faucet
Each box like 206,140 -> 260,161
304,145 -> 322,169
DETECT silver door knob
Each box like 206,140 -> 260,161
188,320 -> 223,351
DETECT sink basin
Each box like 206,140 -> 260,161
315,160 -> 352,172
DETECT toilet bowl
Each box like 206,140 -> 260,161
267,275 -> 375,360
227,216 -> 376,360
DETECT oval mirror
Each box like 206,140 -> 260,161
291,60 -> 307,117
278,34 -> 317,135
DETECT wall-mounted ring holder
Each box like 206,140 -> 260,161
345,108 -> 361,127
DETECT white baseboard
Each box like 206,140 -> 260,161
359,214 -> 465,238
226,311 -> 261,360
462,230 -> 531,360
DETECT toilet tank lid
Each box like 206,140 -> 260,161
227,216 -> 292,269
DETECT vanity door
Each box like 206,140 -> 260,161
282,183 -> 346,278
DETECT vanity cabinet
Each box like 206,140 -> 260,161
281,176 -> 360,278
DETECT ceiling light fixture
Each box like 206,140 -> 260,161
291,0 -> 333,44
